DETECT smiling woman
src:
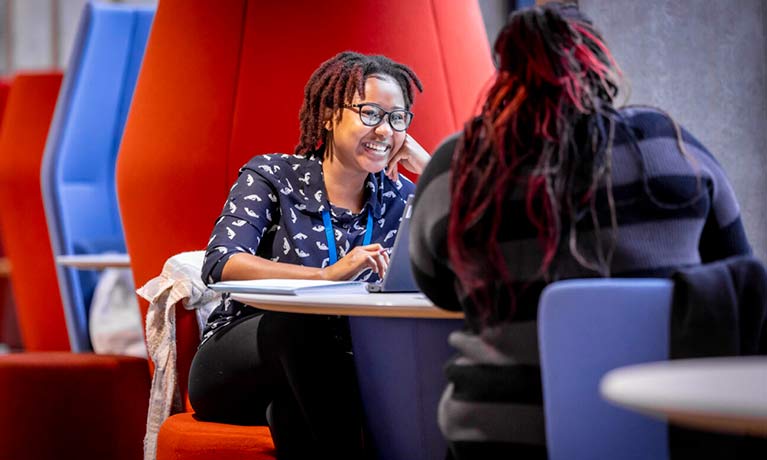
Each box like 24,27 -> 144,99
188,51 -> 429,460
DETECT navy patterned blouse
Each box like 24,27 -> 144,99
200,153 -> 414,341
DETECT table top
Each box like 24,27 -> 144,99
56,253 -> 131,269
601,356 -> 767,437
232,292 -> 464,319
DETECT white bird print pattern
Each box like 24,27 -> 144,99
258,165 -> 275,175
280,178 -> 293,195
202,153 -> 416,339
384,229 -> 397,242
282,237 -> 290,255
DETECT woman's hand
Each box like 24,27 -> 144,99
322,244 -> 390,281
386,134 -> 431,182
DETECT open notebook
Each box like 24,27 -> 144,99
209,279 -> 367,296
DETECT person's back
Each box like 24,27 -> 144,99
410,3 -> 750,459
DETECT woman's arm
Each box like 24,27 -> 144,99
385,133 -> 431,182
221,244 -> 390,281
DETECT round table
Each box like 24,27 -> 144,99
601,356 -> 767,437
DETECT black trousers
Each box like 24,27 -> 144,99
188,311 -> 364,460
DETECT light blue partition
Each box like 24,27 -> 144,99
41,2 -> 155,352
349,317 -> 463,460
538,278 -> 673,460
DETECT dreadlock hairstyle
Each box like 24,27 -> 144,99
447,3 -> 623,324
294,51 -> 423,158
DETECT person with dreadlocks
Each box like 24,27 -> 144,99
411,3 -> 751,459
189,51 -> 429,459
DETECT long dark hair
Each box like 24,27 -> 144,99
294,51 -> 422,158
447,3 -> 623,323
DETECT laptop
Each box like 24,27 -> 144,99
366,194 -> 420,293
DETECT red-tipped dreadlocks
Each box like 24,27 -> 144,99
295,51 -> 423,157
447,3 -> 623,324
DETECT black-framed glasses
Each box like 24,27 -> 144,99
343,103 -> 414,132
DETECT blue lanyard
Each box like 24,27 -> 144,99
321,209 -> 374,265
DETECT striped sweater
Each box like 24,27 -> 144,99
410,107 -> 751,458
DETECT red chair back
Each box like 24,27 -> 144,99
117,0 -> 493,405
0,73 -> 69,351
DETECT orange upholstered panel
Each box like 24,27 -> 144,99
228,0 -> 494,183
119,0 -> 492,404
0,352 -> 149,460
0,79 -> 18,347
117,0 -> 248,398
0,73 -> 69,351
119,8 -> 491,455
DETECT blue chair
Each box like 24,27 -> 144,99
41,2 -> 154,351
349,317 -> 463,460
538,278 -> 674,460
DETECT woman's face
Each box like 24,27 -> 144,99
327,74 -> 407,175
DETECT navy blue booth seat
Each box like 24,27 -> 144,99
41,2 -> 154,352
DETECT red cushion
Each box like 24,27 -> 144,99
0,73 -> 69,351
157,413 -> 275,460
0,352 -> 150,460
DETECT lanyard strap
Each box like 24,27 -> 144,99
322,209 -> 374,265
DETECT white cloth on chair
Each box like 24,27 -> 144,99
136,250 -> 220,460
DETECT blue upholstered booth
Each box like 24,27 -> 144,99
538,279 -> 673,460
41,2 -> 155,351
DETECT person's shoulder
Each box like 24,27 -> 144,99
416,131 -> 461,192
432,131 -> 461,166
615,106 -> 708,153
240,153 -> 321,180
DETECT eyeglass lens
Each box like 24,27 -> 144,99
357,104 -> 411,131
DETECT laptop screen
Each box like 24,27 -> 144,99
367,194 -> 419,293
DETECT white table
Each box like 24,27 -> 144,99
56,254 -> 131,269
231,292 -> 462,319
233,291 -> 463,460
601,356 -> 767,437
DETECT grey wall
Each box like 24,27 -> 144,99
580,0 -> 767,262
0,0 -> 156,74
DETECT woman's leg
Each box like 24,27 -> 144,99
258,312 -> 364,460
189,311 -> 363,459
189,313 -> 275,425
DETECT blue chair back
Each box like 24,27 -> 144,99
349,317 -> 463,460
41,2 -> 155,351
538,278 -> 674,460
